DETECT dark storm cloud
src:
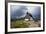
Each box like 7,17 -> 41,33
10,5 -> 27,19
10,5 -> 41,20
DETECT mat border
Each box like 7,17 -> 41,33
5,1 -> 45,34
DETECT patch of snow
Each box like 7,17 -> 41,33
24,19 -> 29,21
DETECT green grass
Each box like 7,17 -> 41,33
11,20 -> 30,28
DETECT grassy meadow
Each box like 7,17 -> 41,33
11,19 -> 30,28
11,19 -> 40,28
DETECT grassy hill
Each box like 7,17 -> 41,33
11,19 -> 40,28
11,19 -> 30,28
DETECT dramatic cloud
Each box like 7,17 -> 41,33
10,5 -> 27,19
10,5 -> 41,20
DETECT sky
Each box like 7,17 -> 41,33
10,5 -> 41,20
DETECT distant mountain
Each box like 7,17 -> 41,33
11,6 -> 41,20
